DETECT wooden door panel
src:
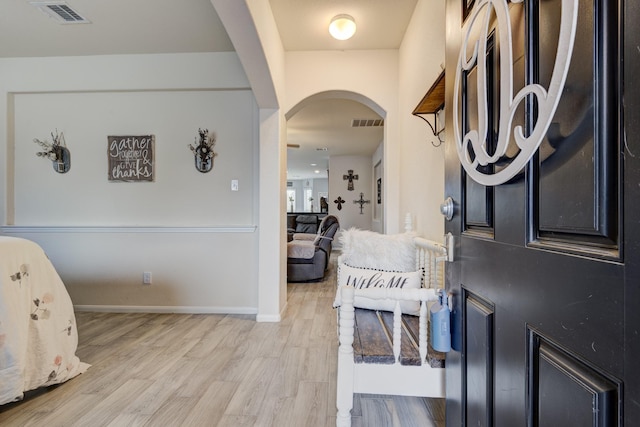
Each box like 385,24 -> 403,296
537,0 -> 597,234
461,238 -> 624,373
528,328 -> 621,426
463,62 -> 495,234
463,290 -> 494,426
533,0 -> 619,252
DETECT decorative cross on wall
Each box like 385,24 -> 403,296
353,192 -> 370,214
334,196 -> 345,211
343,169 -> 359,191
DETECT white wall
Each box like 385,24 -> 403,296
12,90 -> 255,226
216,0 -> 287,322
284,13 -> 447,238
398,0 -> 447,241
226,0 -> 446,320
246,0 -> 447,321
329,155 -> 373,239
284,50 -> 402,233
0,0 -> 448,317
0,53 -> 261,313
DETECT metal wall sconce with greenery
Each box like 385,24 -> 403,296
188,128 -> 217,173
33,130 -> 71,173
412,70 -> 445,147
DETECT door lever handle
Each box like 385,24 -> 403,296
440,197 -> 454,221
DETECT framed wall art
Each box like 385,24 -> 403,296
107,135 -> 154,182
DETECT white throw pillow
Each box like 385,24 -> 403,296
339,228 -> 416,272
334,263 -> 423,315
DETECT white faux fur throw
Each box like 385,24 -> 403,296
339,228 -> 417,272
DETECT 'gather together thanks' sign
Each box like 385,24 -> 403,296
107,135 -> 154,182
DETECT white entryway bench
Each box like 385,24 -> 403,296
335,234 -> 450,427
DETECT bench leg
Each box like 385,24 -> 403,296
337,287 -> 356,427
336,350 -> 354,427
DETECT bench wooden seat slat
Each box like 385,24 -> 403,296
353,308 -> 395,364
378,310 -> 422,366
401,312 -> 446,368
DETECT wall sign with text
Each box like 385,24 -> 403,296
107,135 -> 154,182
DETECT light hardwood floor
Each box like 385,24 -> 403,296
0,255 -> 445,427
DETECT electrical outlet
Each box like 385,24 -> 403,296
231,179 -> 239,191
143,272 -> 152,285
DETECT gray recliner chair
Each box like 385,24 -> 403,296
287,214 -> 318,241
287,215 -> 339,282
293,215 -> 319,234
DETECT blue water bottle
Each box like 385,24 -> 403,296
430,289 -> 451,352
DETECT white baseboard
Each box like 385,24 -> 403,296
74,305 -> 258,315
255,298 -> 287,323
256,313 -> 281,322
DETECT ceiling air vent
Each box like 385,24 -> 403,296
30,2 -> 90,24
351,119 -> 384,127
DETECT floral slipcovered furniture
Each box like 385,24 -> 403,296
0,237 -> 89,406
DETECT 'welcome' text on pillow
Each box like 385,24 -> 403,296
335,264 -> 423,315
342,271 -> 414,290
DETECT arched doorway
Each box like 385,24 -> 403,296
285,91 -> 386,267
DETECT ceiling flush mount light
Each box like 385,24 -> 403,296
329,14 -> 356,40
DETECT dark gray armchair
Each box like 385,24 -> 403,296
293,215 -> 319,233
287,215 -> 339,282
287,214 -> 319,241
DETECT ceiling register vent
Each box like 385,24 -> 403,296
351,119 -> 384,127
30,1 -> 90,24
